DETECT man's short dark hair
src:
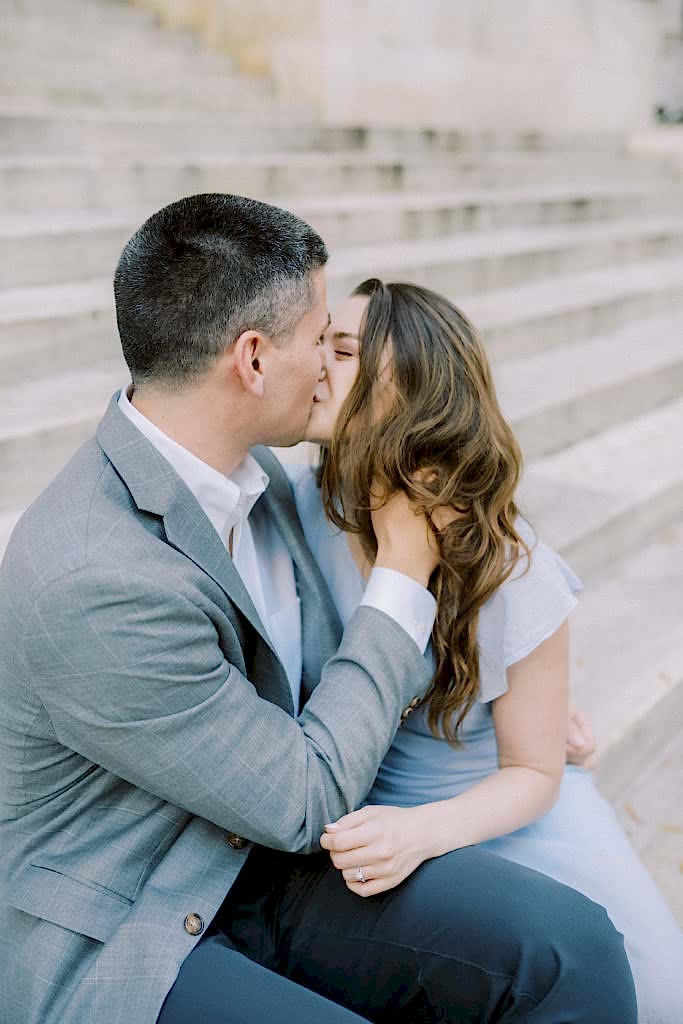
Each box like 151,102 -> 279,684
113,193 -> 328,389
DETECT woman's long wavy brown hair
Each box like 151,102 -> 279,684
320,279 -> 530,745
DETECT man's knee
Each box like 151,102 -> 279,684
524,886 -> 637,1023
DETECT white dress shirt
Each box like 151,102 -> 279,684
118,387 -> 436,714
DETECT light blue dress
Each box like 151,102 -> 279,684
288,464 -> 683,1024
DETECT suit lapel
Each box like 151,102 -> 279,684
96,395 -> 292,712
161,487 -> 275,657
97,396 -> 342,713
252,450 -> 342,705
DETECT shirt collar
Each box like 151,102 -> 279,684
117,385 -> 269,540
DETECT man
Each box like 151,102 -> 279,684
0,194 -> 636,1023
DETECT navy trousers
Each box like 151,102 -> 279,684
158,844 -> 637,1023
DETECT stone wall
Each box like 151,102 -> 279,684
130,0 -> 668,135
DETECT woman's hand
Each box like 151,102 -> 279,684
320,804 -> 430,897
566,707 -> 597,766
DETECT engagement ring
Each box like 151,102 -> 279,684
354,866 -> 366,884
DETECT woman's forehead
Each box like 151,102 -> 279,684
330,294 -> 368,335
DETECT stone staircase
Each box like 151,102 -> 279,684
1,0 -> 681,918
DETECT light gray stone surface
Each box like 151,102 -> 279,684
614,729 -> 683,926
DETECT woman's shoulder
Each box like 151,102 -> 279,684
283,460 -> 342,555
283,461 -> 323,520
476,516 -> 583,702
500,516 -> 582,663
283,460 -> 317,490
283,460 -> 364,625
504,516 -> 582,594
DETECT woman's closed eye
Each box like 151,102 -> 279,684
334,349 -> 356,359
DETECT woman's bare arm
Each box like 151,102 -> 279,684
321,622 -> 571,896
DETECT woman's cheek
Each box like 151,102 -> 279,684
339,361 -> 360,402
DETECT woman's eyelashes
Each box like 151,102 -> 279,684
334,349 -> 356,359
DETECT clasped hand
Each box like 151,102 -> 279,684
320,709 -> 597,898
320,804 -> 428,898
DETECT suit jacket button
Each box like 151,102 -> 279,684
184,913 -> 204,936
227,833 -> 249,850
400,697 -> 422,723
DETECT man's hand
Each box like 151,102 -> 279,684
371,487 -> 456,587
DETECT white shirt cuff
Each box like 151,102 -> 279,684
361,567 -> 436,654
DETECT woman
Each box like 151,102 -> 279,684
289,278 -> 683,1023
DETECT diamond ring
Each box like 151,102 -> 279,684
354,866 -> 366,884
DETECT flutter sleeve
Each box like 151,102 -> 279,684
476,517 -> 583,703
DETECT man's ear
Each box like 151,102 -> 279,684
232,330 -> 267,398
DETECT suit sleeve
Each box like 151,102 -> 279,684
23,566 -> 431,853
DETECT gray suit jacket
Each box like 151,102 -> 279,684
0,393 -> 431,1024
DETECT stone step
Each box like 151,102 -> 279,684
1,53 -> 240,114
570,519 -> 683,928
3,17 -> 209,72
493,311 -> 683,460
464,257 -> 683,358
292,184 -> 683,245
0,151 -> 461,212
0,110 -> 666,159
0,64 -> 273,113
326,215 -> 683,302
4,257 -> 683,387
2,1 -> 207,56
0,279 -> 117,386
0,29 -> 235,75
0,210 -> 140,290
0,108 -> 321,157
613,727 -> 683,925
521,397 -> 683,581
4,185 -> 683,289
0,150 -> 678,212
0,361 -> 126,516
571,519 -> 683,815
2,12 -> 232,65
3,1 -> 159,37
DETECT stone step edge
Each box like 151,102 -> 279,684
0,102 -> 313,125
0,73 -> 272,98
4,255 -> 683,330
3,181 -> 683,239
2,144 -> 681,171
328,215 -> 683,275
593,660 -> 683,803
0,108 -> 646,148
13,210 -> 676,261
